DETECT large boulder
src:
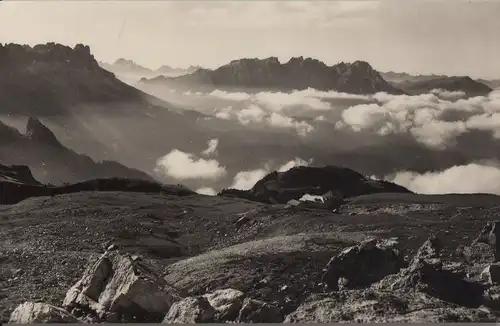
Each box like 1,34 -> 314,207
62,250 -> 180,322
162,296 -> 216,323
203,288 -> 245,321
237,297 -> 282,323
322,237 -> 405,290
9,302 -> 80,323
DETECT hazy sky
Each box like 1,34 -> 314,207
1,0 -> 499,78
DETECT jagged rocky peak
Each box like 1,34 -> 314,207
227,57 -> 280,68
25,117 -> 61,146
285,56 -> 327,68
0,42 -> 98,67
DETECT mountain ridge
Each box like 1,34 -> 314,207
140,56 -> 404,95
0,117 -> 155,185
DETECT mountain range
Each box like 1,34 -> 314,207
140,57 -> 404,95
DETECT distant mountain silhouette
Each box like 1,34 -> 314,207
0,117 -> 154,185
219,165 -> 411,204
395,76 -> 492,96
140,57 -> 404,95
381,71 -> 496,95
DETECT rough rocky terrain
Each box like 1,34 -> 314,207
4,162 -> 500,322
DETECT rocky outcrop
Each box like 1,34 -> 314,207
322,238 -> 405,291
162,289 -> 281,323
62,250 -> 180,322
219,165 -> 412,205
141,57 -> 403,95
8,302 -> 79,323
286,235 -> 498,323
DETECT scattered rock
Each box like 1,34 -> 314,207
472,221 -> 500,262
237,298 -> 282,323
9,302 -> 79,323
322,237 -> 405,290
163,296 -> 216,323
480,263 -> 500,285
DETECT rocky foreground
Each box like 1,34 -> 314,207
4,163 -> 500,323
7,211 -> 500,323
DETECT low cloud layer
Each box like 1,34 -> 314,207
336,90 -> 500,149
204,87 -> 500,149
388,163 -> 500,195
230,157 -> 311,190
156,149 -> 227,180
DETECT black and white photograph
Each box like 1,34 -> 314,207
1,0 -> 500,323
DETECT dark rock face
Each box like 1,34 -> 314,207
219,165 -> 412,205
142,57 -> 404,95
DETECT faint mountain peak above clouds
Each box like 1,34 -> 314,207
140,56 -> 404,95
99,57 -> 203,78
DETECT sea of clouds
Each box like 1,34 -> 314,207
153,86 -> 500,196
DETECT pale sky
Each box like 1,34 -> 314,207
1,0 -> 500,79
